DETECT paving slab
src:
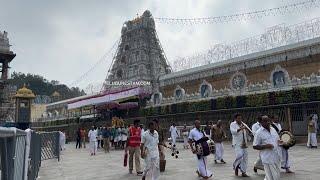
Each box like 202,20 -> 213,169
37,143 -> 320,180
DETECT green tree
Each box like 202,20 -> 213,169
8,72 -> 86,101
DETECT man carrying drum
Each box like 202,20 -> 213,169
270,115 -> 294,173
188,119 -> 213,179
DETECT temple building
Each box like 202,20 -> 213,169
37,10 -> 171,123
104,10 -> 171,92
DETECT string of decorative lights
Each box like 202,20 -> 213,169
171,17 -> 320,71
68,38 -> 120,88
100,38 -> 122,93
155,0 -> 320,25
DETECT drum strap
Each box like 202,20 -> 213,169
195,131 -> 209,159
195,137 -> 209,144
197,154 -> 201,159
195,130 -> 209,144
271,123 -> 280,134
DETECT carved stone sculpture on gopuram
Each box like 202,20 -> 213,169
104,10 -> 172,93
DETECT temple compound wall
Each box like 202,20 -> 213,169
152,37 -> 320,106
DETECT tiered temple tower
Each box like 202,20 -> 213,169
104,10 -> 171,92
0,31 -> 16,123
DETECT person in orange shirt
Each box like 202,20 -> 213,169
80,128 -> 86,148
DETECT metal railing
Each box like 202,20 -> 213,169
0,128 -> 60,180
144,101 -> 320,136
0,127 -> 27,180
27,132 -> 41,180
39,132 -> 60,161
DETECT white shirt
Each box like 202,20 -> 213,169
188,128 -> 204,141
59,131 -> 65,141
141,130 -> 159,158
88,129 -> 98,142
253,127 -> 281,164
230,121 -> 248,146
169,126 -> 179,138
252,122 -> 262,136
117,128 -> 122,137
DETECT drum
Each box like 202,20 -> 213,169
192,139 -> 215,156
279,131 -> 295,148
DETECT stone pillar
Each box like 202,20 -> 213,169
1,61 -> 8,80
286,106 -> 292,132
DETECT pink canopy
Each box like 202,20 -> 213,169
67,87 -> 149,110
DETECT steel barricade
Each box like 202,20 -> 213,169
0,127 -> 27,180
39,132 -> 60,161
0,128 -> 60,180
27,132 -> 41,180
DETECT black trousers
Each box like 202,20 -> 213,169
101,139 -> 104,148
76,138 -> 81,148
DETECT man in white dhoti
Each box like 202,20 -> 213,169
253,115 -> 282,180
182,124 -> 189,149
141,121 -> 160,180
270,115 -> 293,173
169,123 -> 179,146
189,120 -> 213,179
211,120 -> 226,164
153,119 -> 167,172
252,115 -> 263,172
59,130 -> 66,151
307,115 -> 318,148
88,126 -> 98,156
230,113 -> 250,177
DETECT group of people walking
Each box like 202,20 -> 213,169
75,125 -> 137,155
87,125 -> 129,155
185,113 -> 318,180
67,112 -> 318,180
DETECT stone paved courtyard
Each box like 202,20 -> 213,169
38,142 -> 319,180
